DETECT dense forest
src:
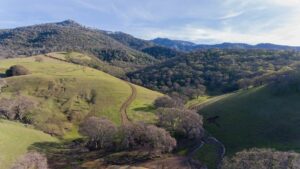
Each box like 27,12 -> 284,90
128,49 -> 300,96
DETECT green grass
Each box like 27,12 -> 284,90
186,95 -> 210,108
200,86 -> 300,155
193,144 -> 218,169
48,51 -> 92,61
0,120 -> 58,169
127,85 -> 163,123
0,54 -> 162,136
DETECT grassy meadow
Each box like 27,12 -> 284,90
0,120 -> 58,169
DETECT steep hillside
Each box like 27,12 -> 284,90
105,31 -> 154,50
141,46 -> 183,60
199,75 -> 300,155
0,54 -> 162,137
0,120 -> 58,169
106,32 -> 181,60
0,20 -> 157,71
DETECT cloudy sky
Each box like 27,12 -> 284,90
1,0 -> 300,45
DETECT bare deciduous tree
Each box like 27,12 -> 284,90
0,96 -> 36,123
11,151 -> 48,169
79,116 -> 117,150
157,108 -> 204,139
120,123 -> 176,154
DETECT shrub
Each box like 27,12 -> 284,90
154,96 -> 184,108
11,151 -> 48,169
5,65 -> 30,77
0,79 -> 7,92
34,57 -> 44,62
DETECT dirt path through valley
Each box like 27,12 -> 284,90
187,94 -> 228,169
120,82 -> 137,125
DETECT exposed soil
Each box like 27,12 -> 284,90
120,82 -> 137,125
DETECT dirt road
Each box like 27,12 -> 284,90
120,82 -> 137,125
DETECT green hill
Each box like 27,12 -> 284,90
200,84 -> 300,155
0,120 -> 58,169
0,54 -> 162,137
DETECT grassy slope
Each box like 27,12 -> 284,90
0,120 -> 57,169
46,51 -> 126,77
128,85 -> 163,123
200,86 -> 300,155
0,54 -> 162,135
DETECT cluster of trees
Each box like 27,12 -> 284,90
157,108 -> 203,139
128,49 -> 300,96
79,116 -> 176,155
0,96 -> 36,123
222,148 -> 300,169
154,96 -> 204,140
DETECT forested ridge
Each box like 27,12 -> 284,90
128,49 -> 300,96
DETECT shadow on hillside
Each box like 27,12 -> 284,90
0,73 -> 6,78
133,105 -> 155,112
28,141 -> 105,168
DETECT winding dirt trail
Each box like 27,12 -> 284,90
120,82 -> 137,125
187,95 -> 228,169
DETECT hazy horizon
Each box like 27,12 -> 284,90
1,0 -> 300,45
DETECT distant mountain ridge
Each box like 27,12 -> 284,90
151,38 -> 197,52
151,38 -> 300,52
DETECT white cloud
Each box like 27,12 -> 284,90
269,0 -> 300,6
133,0 -> 300,45
218,11 -> 244,20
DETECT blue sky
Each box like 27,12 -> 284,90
1,0 -> 300,45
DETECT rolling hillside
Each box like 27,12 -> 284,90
0,53 -> 163,137
0,120 -> 58,169
199,82 -> 300,155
